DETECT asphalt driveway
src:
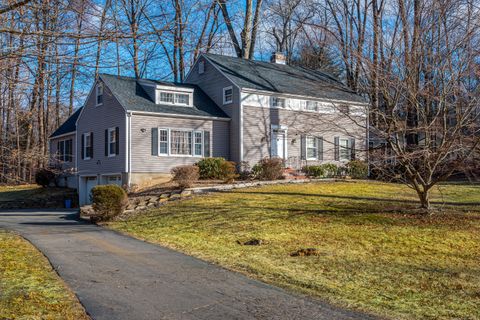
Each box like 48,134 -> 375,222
0,210 -> 375,320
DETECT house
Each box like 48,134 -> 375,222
49,53 -> 368,205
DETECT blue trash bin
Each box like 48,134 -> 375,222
64,199 -> 72,209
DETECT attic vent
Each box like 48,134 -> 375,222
198,61 -> 205,74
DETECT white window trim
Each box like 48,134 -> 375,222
107,127 -> 117,157
156,90 -> 193,107
306,136 -> 318,160
193,130 -> 203,157
156,128 -> 205,158
158,128 -> 169,156
84,132 -> 91,160
223,86 -> 233,105
96,83 -> 103,106
339,138 -> 350,161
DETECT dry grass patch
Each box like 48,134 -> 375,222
108,181 -> 480,319
0,230 -> 89,320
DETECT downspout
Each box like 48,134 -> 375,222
125,112 -> 132,187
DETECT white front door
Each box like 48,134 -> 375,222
272,130 -> 286,159
85,177 -> 98,205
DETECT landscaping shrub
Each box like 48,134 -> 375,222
171,165 -> 199,188
253,157 -> 285,180
35,168 -> 56,187
321,163 -> 339,178
196,157 -> 238,182
346,160 -> 368,179
219,160 -> 238,183
196,158 -> 224,179
91,185 -> 128,221
302,165 -> 325,178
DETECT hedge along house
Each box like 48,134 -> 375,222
49,53 -> 367,205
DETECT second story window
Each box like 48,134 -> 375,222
57,139 -> 73,162
106,127 -> 119,157
158,91 -> 191,106
223,86 -> 233,104
271,97 -> 286,108
198,61 -> 205,74
83,132 -> 93,160
96,83 -> 103,106
306,101 -> 318,111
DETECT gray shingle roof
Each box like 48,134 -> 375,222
49,107 -> 83,138
203,53 -> 365,104
99,74 -> 229,118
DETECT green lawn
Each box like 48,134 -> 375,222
0,230 -> 89,319
108,181 -> 480,320
0,184 -> 71,202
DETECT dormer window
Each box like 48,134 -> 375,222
96,83 -> 103,106
157,89 -> 192,106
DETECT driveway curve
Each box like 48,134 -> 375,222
0,210 -> 376,320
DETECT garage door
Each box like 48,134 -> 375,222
85,177 -> 98,205
105,175 -> 122,187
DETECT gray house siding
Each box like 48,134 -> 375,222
186,56 -> 241,162
130,114 -> 218,173
242,105 -> 366,168
212,120 -> 229,158
49,133 -> 76,171
76,80 -> 126,175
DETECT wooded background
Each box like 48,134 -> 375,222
0,0 -> 479,193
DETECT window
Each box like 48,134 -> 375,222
159,129 -> 169,155
57,139 -> 73,162
198,61 -> 205,74
160,92 -> 174,104
306,137 -> 318,160
170,130 -> 192,155
339,138 -> 350,161
153,128 -> 207,157
108,128 -> 117,156
194,131 -> 203,156
305,101 -> 318,111
84,132 -> 93,160
96,83 -> 103,106
158,91 -> 190,106
175,93 -> 189,105
223,86 -> 233,104
271,97 -> 286,108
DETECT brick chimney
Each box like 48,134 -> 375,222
270,52 -> 286,65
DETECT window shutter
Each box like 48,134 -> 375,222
105,129 -> 108,156
151,128 -> 158,156
300,135 -> 306,160
334,137 -> 340,161
115,127 -> 120,155
203,131 -> 210,157
90,132 -> 94,158
350,138 -> 356,160
317,137 -> 323,161
81,134 -> 85,159
57,141 -> 61,159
